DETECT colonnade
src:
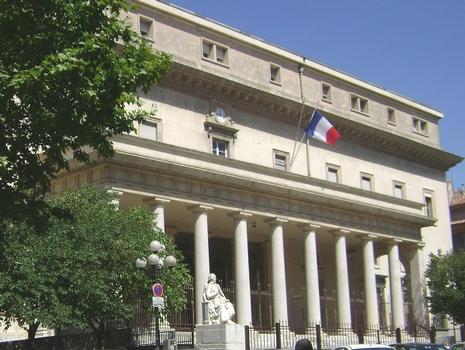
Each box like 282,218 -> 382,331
142,196 -> 424,329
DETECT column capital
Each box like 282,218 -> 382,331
298,222 -> 321,232
144,196 -> 171,207
406,241 -> 426,250
332,228 -> 351,237
188,204 -> 213,214
228,211 -> 252,221
264,217 -> 288,227
358,233 -> 378,241
386,238 -> 403,246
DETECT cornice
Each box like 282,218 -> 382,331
135,0 -> 443,118
159,61 -> 462,171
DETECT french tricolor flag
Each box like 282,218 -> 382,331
304,110 -> 341,145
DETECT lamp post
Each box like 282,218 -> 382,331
136,240 -> 177,350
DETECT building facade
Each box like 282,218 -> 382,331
448,182 -> 465,251
51,0 -> 461,334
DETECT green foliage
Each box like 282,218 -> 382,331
0,185 -> 191,340
0,0 -> 171,222
425,250 -> 465,324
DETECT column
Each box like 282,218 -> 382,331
145,197 -> 171,232
334,229 -> 351,327
388,239 -> 404,329
188,204 -> 213,325
229,211 -> 253,326
300,224 -> 321,325
266,218 -> 289,323
360,234 -> 379,328
409,242 -> 426,325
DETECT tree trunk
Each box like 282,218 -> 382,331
28,321 -> 39,340
26,322 -> 40,350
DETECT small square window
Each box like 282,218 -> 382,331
273,150 -> 289,170
413,118 -> 428,135
270,64 -> 281,84
387,108 -> 396,125
139,120 -> 158,141
393,181 -> 405,199
424,191 -> 434,218
322,83 -> 332,102
212,138 -> 229,157
351,95 -> 369,115
202,39 -> 229,66
327,164 -> 340,183
139,17 -> 153,39
360,173 -> 373,191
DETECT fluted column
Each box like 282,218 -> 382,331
300,223 -> 321,325
388,239 -> 404,328
409,242 -> 426,325
145,197 -> 171,232
334,229 -> 351,327
360,234 -> 379,328
229,211 -> 253,326
266,218 -> 289,323
188,204 -> 213,325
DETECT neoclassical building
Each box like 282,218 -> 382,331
52,0 -> 461,333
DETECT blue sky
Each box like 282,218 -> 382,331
167,0 -> 465,188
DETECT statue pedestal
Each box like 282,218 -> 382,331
195,324 -> 245,350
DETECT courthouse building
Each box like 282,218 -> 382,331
51,0 -> 461,333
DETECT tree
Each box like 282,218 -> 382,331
425,250 -> 465,324
0,186 -> 191,348
0,0 -> 171,223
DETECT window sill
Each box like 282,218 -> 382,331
269,79 -> 281,86
413,129 -> 429,137
351,109 -> 370,117
322,98 -> 332,104
201,56 -> 229,68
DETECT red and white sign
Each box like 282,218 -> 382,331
152,283 -> 164,297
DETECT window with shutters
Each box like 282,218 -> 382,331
273,150 -> 289,171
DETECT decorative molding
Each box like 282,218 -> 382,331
54,159 -> 424,240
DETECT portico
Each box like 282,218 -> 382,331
54,150 -> 430,331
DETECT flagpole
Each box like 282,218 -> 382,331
290,65 -> 306,167
289,103 -> 319,170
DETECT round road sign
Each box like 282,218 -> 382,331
152,283 -> 164,297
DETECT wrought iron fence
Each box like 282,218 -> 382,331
245,321 -> 439,350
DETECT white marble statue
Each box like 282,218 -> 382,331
202,273 -> 235,324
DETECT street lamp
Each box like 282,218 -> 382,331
136,240 -> 177,350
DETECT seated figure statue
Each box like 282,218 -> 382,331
202,273 -> 235,324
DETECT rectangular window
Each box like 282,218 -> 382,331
212,138 -> 229,157
413,117 -> 428,135
139,120 -> 158,141
139,17 -> 153,39
393,181 -> 405,199
351,94 -> 369,115
424,191 -> 434,218
326,164 -> 340,183
273,150 -> 289,170
387,108 -> 396,125
322,83 -> 332,102
202,41 -> 214,59
270,64 -> 281,85
202,39 -> 229,66
360,173 -> 373,191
